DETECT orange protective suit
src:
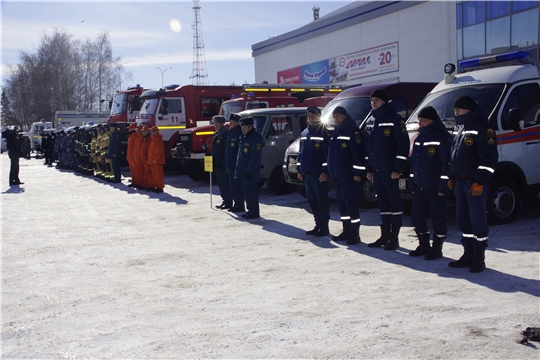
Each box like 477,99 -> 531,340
148,131 -> 166,190
127,131 -> 139,186
138,134 -> 151,189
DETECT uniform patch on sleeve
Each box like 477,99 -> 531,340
384,129 -> 391,136
256,144 -> 262,151
355,131 -> 362,144
487,128 -> 496,146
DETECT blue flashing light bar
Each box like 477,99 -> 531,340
231,94 -> 237,99
460,51 -> 530,69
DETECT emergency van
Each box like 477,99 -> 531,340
28,120 -> 53,150
402,51 -> 540,225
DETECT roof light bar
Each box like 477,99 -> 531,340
460,51 -> 530,69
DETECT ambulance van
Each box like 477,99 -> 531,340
402,51 -> 540,225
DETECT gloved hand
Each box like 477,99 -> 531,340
245,173 -> 253,179
470,182 -> 483,196
447,179 -> 455,190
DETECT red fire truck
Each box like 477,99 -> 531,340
135,84 -> 243,168
106,84 -> 147,124
172,84 -> 341,180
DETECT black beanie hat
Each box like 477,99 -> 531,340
306,106 -> 321,115
453,95 -> 477,111
370,89 -> 388,103
417,106 -> 439,121
332,106 -> 348,116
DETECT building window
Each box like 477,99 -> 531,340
457,28 -> 463,59
486,17 -> 511,54
463,1 -> 485,26
457,2 -> 463,28
512,1 -> 538,12
487,1 -> 510,19
512,8 -> 539,48
463,24 -> 486,58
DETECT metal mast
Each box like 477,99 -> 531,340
190,0 -> 209,85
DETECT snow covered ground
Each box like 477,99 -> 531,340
2,155 -> 539,359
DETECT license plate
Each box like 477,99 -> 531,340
180,136 -> 189,141
399,178 -> 407,190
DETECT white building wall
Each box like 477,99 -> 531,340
254,1 -> 457,86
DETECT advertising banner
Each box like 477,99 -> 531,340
301,60 -> 330,84
277,67 -> 302,84
329,42 -> 399,83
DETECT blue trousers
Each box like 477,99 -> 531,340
226,166 -> 244,208
373,170 -> 402,227
305,172 -> 330,220
111,157 -> 121,183
242,179 -> 259,216
455,179 -> 489,248
333,176 -> 360,223
410,186 -> 447,237
215,167 -> 232,206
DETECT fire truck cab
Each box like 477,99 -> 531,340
402,51 -> 540,225
135,84 -> 243,166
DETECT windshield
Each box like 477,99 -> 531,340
110,93 -> 127,116
221,100 -> 243,120
252,116 -> 268,133
139,99 -> 159,115
321,97 -> 372,128
407,84 -> 505,129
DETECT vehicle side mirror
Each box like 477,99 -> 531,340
160,98 -> 169,115
507,108 -> 524,132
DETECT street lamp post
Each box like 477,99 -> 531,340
156,67 -> 172,88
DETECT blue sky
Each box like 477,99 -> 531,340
1,0 -> 350,91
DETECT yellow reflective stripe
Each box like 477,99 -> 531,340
195,131 -> 215,136
157,126 -> 186,130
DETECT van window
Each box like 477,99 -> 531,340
322,97 -> 372,127
269,116 -> 293,136
167,99 -> 183,114
502,83 -> 540,128
389,97 -> 407,119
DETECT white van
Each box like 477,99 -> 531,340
403,51 -> 540,225
28,121 -> 53,150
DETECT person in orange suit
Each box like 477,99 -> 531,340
126,124 -> 138,187
148,126 -> 166,193
138,126 -> 152,191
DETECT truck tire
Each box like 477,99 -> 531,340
358,177 -> 378,208
486,176 -> 522,225
183,160 -> 207,181
267,167 -> 296,195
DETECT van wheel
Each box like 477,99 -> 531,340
267,167 -> 295,195
183,160 -> 207,181
358,177 -> 378,208
486,176 -> 521,225
297,185 -> 307,198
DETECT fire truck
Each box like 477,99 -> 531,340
106,84 -> 147,124
135,84 -> 243,168
172,84 -> 341,181
401,50 -> 540,225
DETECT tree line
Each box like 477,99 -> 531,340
1,29 -> 131,130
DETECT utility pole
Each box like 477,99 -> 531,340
190,0 -> 209,85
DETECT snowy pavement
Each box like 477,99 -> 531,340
2,155 -> 539,359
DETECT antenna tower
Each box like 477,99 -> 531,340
190,0 -> 209,85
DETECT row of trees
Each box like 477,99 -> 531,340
1,29 -> 132,130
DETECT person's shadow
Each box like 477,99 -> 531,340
2,186 -> 25,194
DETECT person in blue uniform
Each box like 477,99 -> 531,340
448,95 -> 498,273
408,106 -> 452,260
297,106 -> 331,236
211,115 -> 233,210
224,113 -> 245,213
235,117 -> 264,220
328,106 -> 365,245
365,89 -> 410,251
108,122 -> 122,183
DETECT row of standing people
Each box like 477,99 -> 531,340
294,90 -> 497,273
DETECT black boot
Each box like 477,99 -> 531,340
346,222 -> 361,245
448,244 -> 474,268
384,225 -> 400,250
332,220 -> 351,242
314,218 -> 329,237
409,232 -> 430,257
306,217 -> 320,235
425,235 -> 445,260
470,247 -> 486,273
368,224 -> 391,248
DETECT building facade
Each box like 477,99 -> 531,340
252,1 -> 539,88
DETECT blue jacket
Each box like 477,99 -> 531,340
108,130 -> 122,158
224,125 -> 242,173
211,126 -> 228,169
365,103 -> 409,173
450,107 -> 498,185
235,128 -> 264,182
297,122 -> 330,174
328,115 -> 365,179
409,115 -> 452,193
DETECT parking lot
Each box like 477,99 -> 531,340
2,156 -> 539,358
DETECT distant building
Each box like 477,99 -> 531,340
252,1 -> 539,87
